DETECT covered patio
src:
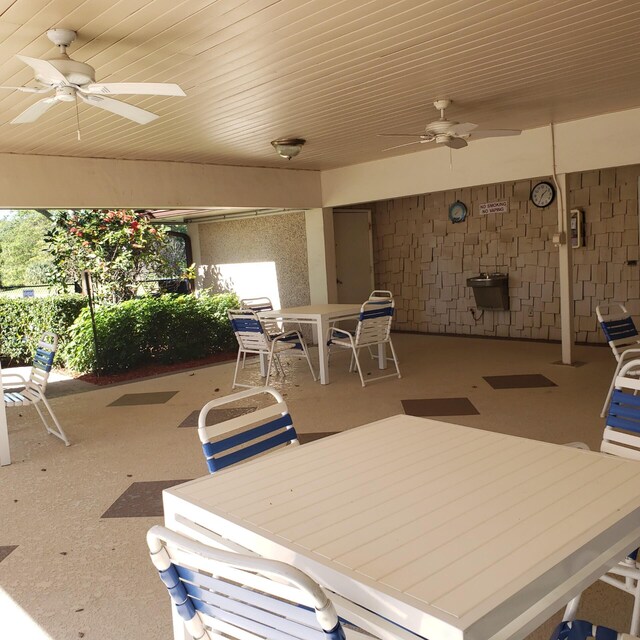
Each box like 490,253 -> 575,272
0,334 -> 627,639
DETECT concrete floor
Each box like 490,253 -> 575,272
0,333 -> 633,639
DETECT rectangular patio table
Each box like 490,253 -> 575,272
163,415 -> 640,640
258,303 -> 386,385
0,362 -> 9,465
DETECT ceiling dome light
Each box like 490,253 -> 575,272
271,138 -> 306,160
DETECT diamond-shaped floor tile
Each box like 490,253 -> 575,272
101,480 -> 191,518
178,406 -> 257,428
108,391 -> 179,407
0,546 -> 17,563
483,374 -> 556,389
402,397 -> 479,417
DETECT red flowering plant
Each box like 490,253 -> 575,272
44,210 -> 173,302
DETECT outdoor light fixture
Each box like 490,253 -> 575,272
271,138 -> 306,160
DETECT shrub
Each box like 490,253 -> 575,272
63,292 -> 239,374
0,295 -> 87,365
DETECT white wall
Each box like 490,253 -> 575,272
0,154 -> 322,209
321,106 -> 640,207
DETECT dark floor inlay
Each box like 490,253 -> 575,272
402,398 -> 479,417
108,391 -> 179,407
483,374 -> 557,389
102,480 -> 191,518
178,406 -> 257,428
0,546 -> 17,563
298,432 -> 338,445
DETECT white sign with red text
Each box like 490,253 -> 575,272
479,200 -> 509,215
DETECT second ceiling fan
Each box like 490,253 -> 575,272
379,99 -> 521,150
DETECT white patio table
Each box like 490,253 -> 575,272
258,303 -> 386,384
163,415 -> 640,640
0,362 -> 9,466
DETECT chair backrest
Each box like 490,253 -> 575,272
227,309 -> 271,352
147,525 -> 345,640
27,332 -> 58,395
240,297 -> 281,335
354,299 -> 394,347
368,290 -> 393,301
198,387 -> 298,473
601,359 -> 640,460
596,303 -> 640,359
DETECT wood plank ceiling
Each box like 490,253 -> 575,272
0,0 -> 638,170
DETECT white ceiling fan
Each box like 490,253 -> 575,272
379,99 -> 521,150
1,28 -> 185,127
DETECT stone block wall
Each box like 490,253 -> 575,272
371,178 -> 561,340
568,165 -> 639,342
371,164 -> 639,343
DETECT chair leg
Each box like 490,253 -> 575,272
300,338 -> 317,381
37,397 -> 70,446
389,339 -> 402,379
265,345 -> 276,386
232,349 -> 243,389
352,348 -> 365,387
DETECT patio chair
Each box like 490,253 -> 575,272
563,359 -> 640,634
326,298 -> 400,387
240,296 -> 282,337
228,309 -> 316,389
597,303 -> 640,417
550,618 -> 638,640
198,386 -> 298,473
2,332 -> 70,447
148,525 -> 401,640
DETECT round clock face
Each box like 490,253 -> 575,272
448,200 -> 467,223
530,181 -> 556,208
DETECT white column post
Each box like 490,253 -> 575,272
556,173 -> 575,364
0,363 -> 10,465
304,208 -> 337,305
187,222 -> 203,294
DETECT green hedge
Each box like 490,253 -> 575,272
0,295 -> 87,365
63,292 -> 239,374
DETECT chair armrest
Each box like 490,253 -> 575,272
327,327 -> 353,339
1,373 -> 28,388
272,330 -> 301,343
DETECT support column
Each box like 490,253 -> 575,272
187,222 -> 203,293
305,208 -> 337,304
556,173 -> 575,364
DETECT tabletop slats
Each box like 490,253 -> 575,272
166,416 -> 640,639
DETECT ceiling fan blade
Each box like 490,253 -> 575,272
0,85 -> 50,93
383,141 -> 426,151
377,133 -> 423,138
79,93 -> 159,124
443,137 -> 468,149
470,128 -> 522,139
16,55 -> 69,85
10,97 -> 59,123
448,122 -> 478,136
81,82 -> 186,96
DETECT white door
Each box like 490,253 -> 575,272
333,209 -> 374,303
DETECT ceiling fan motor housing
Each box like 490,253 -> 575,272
39,58 -> 95,86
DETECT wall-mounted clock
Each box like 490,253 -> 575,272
530,181 -> 556,208
448,200 -> 468,223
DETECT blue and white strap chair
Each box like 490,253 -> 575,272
563,359 -> 640,635
368,290 -> 394,301
147,525 -> 372,640
228,309 -> 316,389
597,303 -> 640,417
198,387 -> 298,474
551,619 -> 638,640
327,299 -> 401,387
240,296 -> 282,338
2,332 -> 69,447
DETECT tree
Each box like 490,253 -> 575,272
44,210 -> 174,302
0,210 -> 53,287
